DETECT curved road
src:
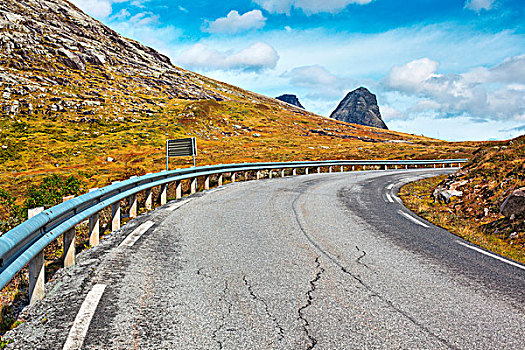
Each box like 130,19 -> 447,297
7,169 -> 525,349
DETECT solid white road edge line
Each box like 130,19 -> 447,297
456,241 -> 525,271
397,210 -> 430,228
166,199 -> 190,212
63,284 -> 106,350
385,193 -> 394,203
119,220 -> 155,248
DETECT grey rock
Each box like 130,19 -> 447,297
500,187 -> 525,218
330,87 -> 388,129
276,94 -> 304,109
57,48 -> 85,71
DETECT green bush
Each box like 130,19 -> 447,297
22,175 -> 84,219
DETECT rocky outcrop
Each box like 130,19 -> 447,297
433,178 -> 466,204
329,87 -> 388,129
0,0 -> 234,120
276,94 -> 304,109
501,188 -> 525,219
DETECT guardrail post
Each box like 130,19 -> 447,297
191,178 -> 197,194
205,176 -> 210,190
269,170 -> 273,179
384,165 -> 388,170
341,165 -> 345,172
63,227 -> 76,267
160,184 -> 168,205
218,174 -> 224,186
62,196 -> 76,268
176,180 -> 182,199
317,167 -> 321,174
129,194 -> 137,218
145,189 -> 153,210
87,188 -> 100,246
244,171 -> 250,180
329,166 -> 332,173
231,173 -> 236,182
293,168 -> 297,176
363,165 -> 366,171
28,207 -> 45,305
257,170 -> 261,180
281,169 -> 285,177
305,167 -> 309,175
112,200 -> 121,231
395,165 -> 398,170
405,164 -> 408,169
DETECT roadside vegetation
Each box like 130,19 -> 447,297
400,135 -> 525,264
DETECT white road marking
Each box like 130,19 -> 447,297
63,284 -> 106,350
119,220 -> 155,248
166,199 -> 190,212
385,193 -> 394,203
386,183 -> 394,190
456,241 -> 525,271
397,210 -> 430,228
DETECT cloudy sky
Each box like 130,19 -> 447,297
70,0 -> 524,141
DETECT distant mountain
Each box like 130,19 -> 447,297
329,87 -> 388,130
276,94 -> 304,109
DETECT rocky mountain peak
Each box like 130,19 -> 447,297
276,94 -> 304,109
329,87 -> 388,130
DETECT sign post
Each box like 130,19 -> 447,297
166,137 -> 197,170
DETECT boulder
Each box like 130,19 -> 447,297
500,187 -> 525,219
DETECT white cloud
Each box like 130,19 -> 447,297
177,42 -> 279,71
203,10 -> 266,34
383,58 -> 439,92
382,55 -> 525,122
254,0 -> 372,15
69,0 -> 114,18
464,0 -> 496,12
282,65 -> 350,98
69,0 -> 150,19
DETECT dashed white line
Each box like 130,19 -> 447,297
63,284 -> 106,350
386,183 -> 394,190
397,210 -> 430,228
456,241 -> 525,271
385,193 -> 394,203
119,220 -> 155,248
166,199 -> 190,212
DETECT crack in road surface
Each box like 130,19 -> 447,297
355,246 -> 369,268
242,276 -> 285,344
297,256 -> 325,350
292,185 -> 459,350
211,281 -> 233,350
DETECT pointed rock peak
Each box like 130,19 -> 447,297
276,94 -> 304,109
329,87 -> 388,130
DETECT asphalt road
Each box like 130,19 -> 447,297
6,169 -> 525,349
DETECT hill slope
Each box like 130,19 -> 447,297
0,0 -> 478,195
400,135 -> 525,263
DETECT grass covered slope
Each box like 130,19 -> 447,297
0,0 -> 480,198
400,135 -> 525,264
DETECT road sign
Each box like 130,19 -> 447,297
166,137 -> 197,170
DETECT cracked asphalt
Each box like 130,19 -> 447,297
5,169 -> 525,349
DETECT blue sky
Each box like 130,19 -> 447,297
70,0 -> 525,141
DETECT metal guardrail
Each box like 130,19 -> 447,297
0,158 -> 467,302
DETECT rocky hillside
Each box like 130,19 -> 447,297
0,0 -> 478,198
330,87 -> 388,129
276,94 -> 304,109
400,135 -> 525,263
